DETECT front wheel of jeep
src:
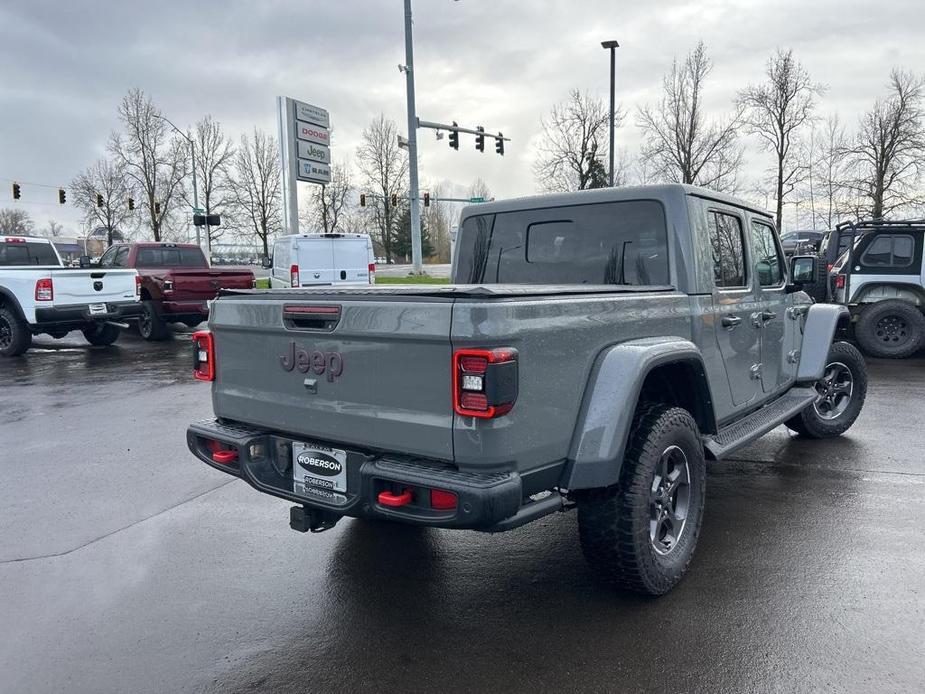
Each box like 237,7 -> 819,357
576,404 -> 706,596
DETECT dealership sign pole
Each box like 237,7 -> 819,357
277,97 -> 332,236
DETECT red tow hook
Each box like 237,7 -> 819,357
378,488 -> 413,507
212,449 -> 238,464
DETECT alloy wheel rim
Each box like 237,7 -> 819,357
0,316 -> 12,349
813,361 -> 853,420
140,309 -> 151,336
649,445 -> 691,555
875,315 -> 909,346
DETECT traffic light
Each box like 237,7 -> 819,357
448,122 -> 459,150
423,192 -> 430,207
154,201 -> 161,215
96,193 -> 104,208
58,188 -> 66,204
127,197 -> 135,211
495,133 -> 504,156
475,126 -> 485,152
390,193 -> 398,207
360,193 -> 366,207
12,183 -> 20,200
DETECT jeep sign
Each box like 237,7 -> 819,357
298,140 -> 331,165
277,96 -> 332,233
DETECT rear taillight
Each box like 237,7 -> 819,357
453,348 -> 518,418
135,274 -> 142,298
368,262 -> 376,284
290,264 -> 300,287
835,274 -> 846,289
192,330 -> 215,381
35,278 -> 53,301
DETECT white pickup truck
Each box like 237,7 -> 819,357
0,235 -> 142,356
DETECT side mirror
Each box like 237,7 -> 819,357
261,255 -> 272,269
787,255 -> 816,293
79,255 -> 92,268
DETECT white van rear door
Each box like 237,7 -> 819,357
332,237 -> 371,284
296,238 -> 336,285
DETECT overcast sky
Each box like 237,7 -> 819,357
2,0 -> 924,236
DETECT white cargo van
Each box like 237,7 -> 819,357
269,234 -> 375,288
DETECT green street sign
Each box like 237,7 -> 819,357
193,207 -> 205,214
469,197 -> 485,203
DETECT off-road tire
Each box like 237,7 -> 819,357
576,404 -> 706,596
785,341 -> 867,438
855,299 -> 925,359
138,300 -> 169,341
0,306 -> 31,357
82,322 -> 121,347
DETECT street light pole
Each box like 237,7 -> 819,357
601,40 -> 619,187
156,114 -> 201,248
403,0 -> 423,274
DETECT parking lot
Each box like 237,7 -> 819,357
1,330 -> 923,693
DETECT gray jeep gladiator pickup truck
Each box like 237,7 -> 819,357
187,184 -> 867,595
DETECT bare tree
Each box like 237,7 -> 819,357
423,183 -> 452,262
534,89 -> 616,192
300,162 -> 353,234
738,49 -> 825,230
356,114 -> 408,263
44,220 -> 64,237
228,129 -> 282,258
637,42 -> 744,191
804,115 -> 854,229
71,157 -> 134,247
191,115 -> 235,246
109,88 -> 187,241
852,69 -> 925,219
467,177 -> 492,202
0,208 -> 34,234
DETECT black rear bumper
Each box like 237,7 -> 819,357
33,301 -> 143,329
186,418 -> 535,531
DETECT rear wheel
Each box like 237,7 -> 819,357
0,306 -> 31,357
855,300 -> 925,358
576,404 -> 706,596
82,322 -> 121,346
138,300 -> 169,341
785,341 -> 867,438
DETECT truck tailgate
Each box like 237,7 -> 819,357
210,293 -> 454,460
168,269 -> 254,299
51,268 -> 137,305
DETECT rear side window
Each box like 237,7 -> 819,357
136,247 -> 207,267
0,241 -> 59,266
456,200 -> 669,285
749,220 -> 784,287
861,234 -> 915,268
708,212 -> 747,288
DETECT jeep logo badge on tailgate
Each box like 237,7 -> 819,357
279,339 -> 344,381
296,452 -> 343,476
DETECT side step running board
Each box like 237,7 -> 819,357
703,387 -> 818,460
487,491 -> 565,533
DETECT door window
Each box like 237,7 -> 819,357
98,246 -> 118,267
749,220 -> 785,287
708,212 -> 748,288
113,247 -> 130,268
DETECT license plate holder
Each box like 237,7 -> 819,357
291,442 -> 347,493
88,303 -> 108,316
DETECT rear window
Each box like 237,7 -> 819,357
861,234 -> 914,268
456,200 -> 669,285
0,241 -> 59,266
136,247 -> 207,268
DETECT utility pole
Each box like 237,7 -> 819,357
403,0 -> 423,274
156,114 -> 201,248
601,40 -> 619,187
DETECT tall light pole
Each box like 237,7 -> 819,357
402,0 -> 423,274
601,40 -> 619,187
155,114 -> 201,248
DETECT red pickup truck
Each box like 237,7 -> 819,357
97,242 -> 255,340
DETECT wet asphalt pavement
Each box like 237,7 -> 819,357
1,330 -> 923,693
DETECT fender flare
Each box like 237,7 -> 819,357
0,287 -> 27,323
796,304 -> 849,382
564,336 -> 713,491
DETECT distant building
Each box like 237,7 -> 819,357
49,227 -> 126,261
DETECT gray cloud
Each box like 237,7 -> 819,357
1,0 -> 923,233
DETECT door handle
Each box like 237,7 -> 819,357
760,310 -> 776,322
721,314 -> 742,328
